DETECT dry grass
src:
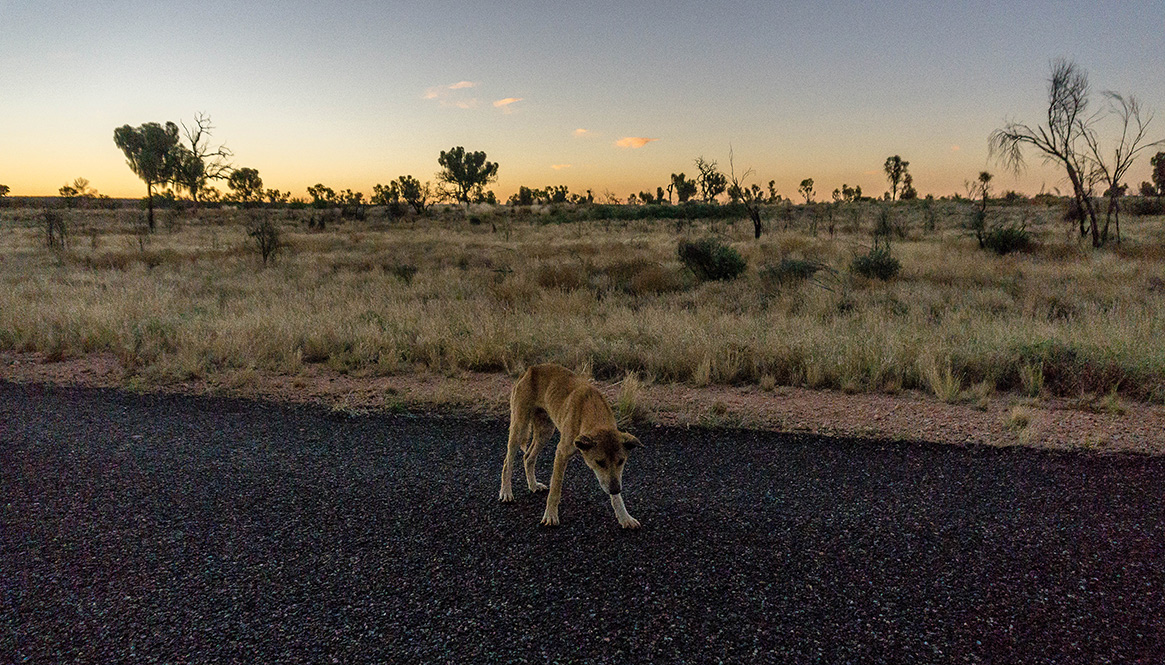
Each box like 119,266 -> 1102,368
2,202 -> 1165,404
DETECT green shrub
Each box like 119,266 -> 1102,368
677,237 -> 747,281
850,246 -> 900,280
982,223 -> 1034,255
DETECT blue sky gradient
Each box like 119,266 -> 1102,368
2,0 -> 1163,199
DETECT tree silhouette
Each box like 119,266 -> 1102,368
1151,151 -> 1165,196
0,184 -> 9,198
900,173 -> 918,200
437,146 -> 498,211
798,178 -> 815,203
395,175 -> 432,214
883,156 -> 909,201
670,173 -> 697,203
172,113 -> 233,211
228,168 -> 264,206
726,149 -> 764,238
694,157 -> 727,202
307,184 -> 337,208
990,59 -> 1101,245
114,121 -> 181,230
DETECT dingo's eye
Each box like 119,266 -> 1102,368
597,460 -> 608,469
616,458 -> 625,466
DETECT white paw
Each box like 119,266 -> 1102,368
620,516 -> 641,529
529,482 -> 548,492
499,488 -> 514,502
540,509 -> 560,526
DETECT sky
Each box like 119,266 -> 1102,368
1,0 -> 1163,201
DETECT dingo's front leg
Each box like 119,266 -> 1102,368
541,447 -> 572,526
611,493 -> 640,529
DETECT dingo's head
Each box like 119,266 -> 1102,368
574,429 -> 640,496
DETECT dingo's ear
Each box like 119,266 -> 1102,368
574,435 -> 596,451
622,434 -> 641,449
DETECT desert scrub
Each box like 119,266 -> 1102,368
1,205 -> 1164,402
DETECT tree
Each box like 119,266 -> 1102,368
307,184 -> 337,208
670,173 -> 697,203
371,182 -> 401,206
798,178 -> 815,203
264,189 -> 290,206
883,155 -> 909,201
59,177 -> 96,208
114,121 -> 181,230
990,59 -> 1102,245
726,149 -> 764,239
694,157 -> 727,202
900,173 -> 918,200
1083,93 -> 1163,243
228,167 -> 264,206
437,146 -> 498,211
1141,181 -> 1158,197
1151,151 -> 1165,196
0,184 -> 9,199
395,175 -> 432,214
172,113 -> 232,211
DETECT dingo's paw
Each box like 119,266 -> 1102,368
540,509 -> 560,526
620,516 -> 641,529
499,488 -> 514,502
529,481 -> 548,492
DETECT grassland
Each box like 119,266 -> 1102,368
3,200 -> 1165,411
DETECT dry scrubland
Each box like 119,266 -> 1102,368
3,202 -> 1165,411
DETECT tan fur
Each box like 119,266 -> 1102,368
499,363 -> 641,528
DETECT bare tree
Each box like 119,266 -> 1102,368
726,148 -> 764,239
173,113 -> 233,211
989,59 -> 1101,245
1082,93 -> 1164,244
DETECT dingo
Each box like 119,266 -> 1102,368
498,364 -> 641,528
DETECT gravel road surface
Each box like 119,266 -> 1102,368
3,381 -> 1164,664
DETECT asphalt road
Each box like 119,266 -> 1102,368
3,381 -> 1164,664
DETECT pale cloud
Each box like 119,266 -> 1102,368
616,136 -> 658,149
493,97 -> 523,114
573,128 -> 589,137
951,144 -> 961,152
423,81 -> 480,107
551,164 -> 571,170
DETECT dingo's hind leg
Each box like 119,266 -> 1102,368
499,400 -> 530,502
523,411 -> 553,492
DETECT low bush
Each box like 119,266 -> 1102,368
677,237 -> 747,282
850,245 -> 900,280
982,223 -> 1034,255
